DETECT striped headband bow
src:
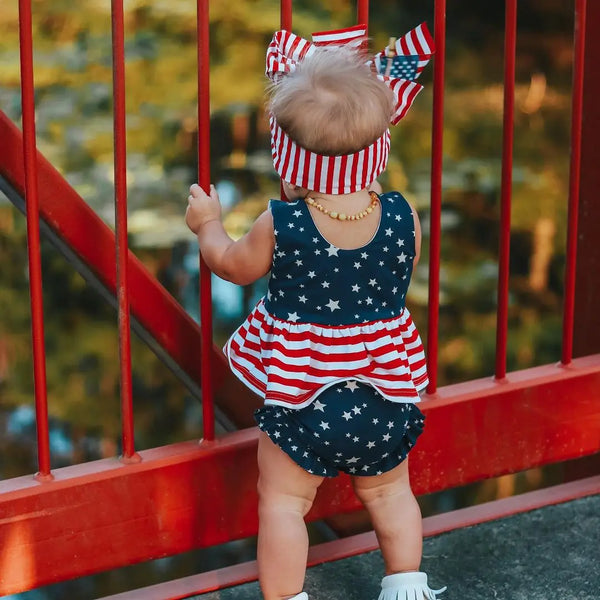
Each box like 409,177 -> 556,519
266,23 -> 435,194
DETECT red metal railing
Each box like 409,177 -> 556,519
426,0 -> 445,394
197,0 -> 216,441
1,1 -> 599,597
562,0 -> 587,365
18,0 -> 52,481
111,0 -> 138,462
494,0 -> 517,381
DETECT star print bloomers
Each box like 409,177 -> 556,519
224,191 -> 429,476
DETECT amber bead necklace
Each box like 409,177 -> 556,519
305,191 -> 379,221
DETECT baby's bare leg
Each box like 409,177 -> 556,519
257,431 -> 324,600
351,458 -> 422,574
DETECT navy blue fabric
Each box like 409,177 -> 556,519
255,380 -> 425,477
264,191 -> 416,326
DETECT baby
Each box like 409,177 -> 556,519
186,23 -> 444,600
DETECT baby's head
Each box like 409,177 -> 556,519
268,46 -> 394,156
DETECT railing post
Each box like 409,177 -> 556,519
197,0 -> 215,441
574,0 -> 599,358
494,0 -> 517,380
562,0 -> 587,365
18,0 -> 53,481
426,0 -> 446,395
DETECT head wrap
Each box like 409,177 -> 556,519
266,23 -> 434,194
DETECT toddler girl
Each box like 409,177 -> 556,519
185,23 -> 445,600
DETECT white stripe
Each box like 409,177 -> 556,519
283,139 -> 297,183
307,152 -> 317,190
343,153 -> 355,194
330,156 -> 342,193
295,146 -> 306,184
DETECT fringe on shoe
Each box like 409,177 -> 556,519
378,571 -> 446,600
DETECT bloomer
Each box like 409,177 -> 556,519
255,379 -> 425,477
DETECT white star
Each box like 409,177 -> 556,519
353,436 -> 360,442
313,399 -> 326,412
382,433 -> 391,441
392,286 -> 398,294
320,421 -> 330,430
278,290 -> 285,297
293,210 -> 302,217
308,271 -> 316,278
352,284 -> 360,292
299,295 -> 307,303
369,278 -> 377,287
273,430 -> 281,438
361,252 -> 369,259
352,405 -> 362,414
346,456 -> 359,464
362,465 -> 370,471
387,421 -> 395,429
287,312 -> 299,322
342,411 -> 353,421
325,299 -> 340,312
397,238 -> 405,246
295,260 -> 303,267
398,253 -> 407,263
395,214 -> 402,221
322,281 -> 330,288
313,237 -> 319,243
288,222 -> 295,228
277,251 -> 286,257
379,261 -> 384,266
291,445 -> 298,451
372,418 -> 379,424
345,380 -> 359,392
365,297 -> 373,305
326,245 -> 339,257
366,441 -> 376,449
314,249 -> 321,255
385,227 -> 393,236
299,227 -> 304,232
383,246 -> 389,252
354,262 -> 362,269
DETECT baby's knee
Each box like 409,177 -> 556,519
257,477 -> 315,517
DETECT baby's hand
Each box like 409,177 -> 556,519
185,183 -> 222,234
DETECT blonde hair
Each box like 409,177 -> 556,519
268,46 -> 393,156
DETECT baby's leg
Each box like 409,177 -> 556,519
351,458 -> 422,574
257,430 -> 324,600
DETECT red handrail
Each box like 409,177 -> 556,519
18,0 -> 52,481
111,0 -> 138,461
495,0 -> 517,380
426,0 -> 446,395
562,0 -> 587,365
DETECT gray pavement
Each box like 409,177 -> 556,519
193,494 -> 600,600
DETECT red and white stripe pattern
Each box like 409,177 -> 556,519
311,23 -> 367,47
379,76 -> 423,125
265,29 -> 315,82
270,116 -> 390,194
265,23 -> 434,190
224,300 -> 428,409
394,22 -> 435,77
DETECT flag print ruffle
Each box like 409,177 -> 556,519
224,299 -> 428,409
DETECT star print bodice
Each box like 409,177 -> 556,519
264,192 -> 416,326
224,190 -> 429,409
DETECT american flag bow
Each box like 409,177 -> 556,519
266,22 -> 435,125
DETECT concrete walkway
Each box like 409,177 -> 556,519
193,494 -> 600,600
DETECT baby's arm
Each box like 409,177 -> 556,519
185,183 -> 274,286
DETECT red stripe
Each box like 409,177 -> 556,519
313,154 -> 323,191
337,154 -> 348,194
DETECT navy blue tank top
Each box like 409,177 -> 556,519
264,191 -> 417,326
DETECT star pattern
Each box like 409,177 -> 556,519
255,381 -> 425,477
265,193 -> 417,326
